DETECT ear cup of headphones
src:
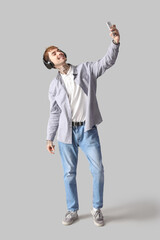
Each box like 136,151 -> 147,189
43,50 -> 67,70
43,56 -> 55,69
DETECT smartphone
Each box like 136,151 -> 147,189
106,21 -> 116,36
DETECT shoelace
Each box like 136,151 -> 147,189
94,209 -> 103,220
65,211 -> 76,219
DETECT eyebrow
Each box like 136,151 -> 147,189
51,48 -> 59,54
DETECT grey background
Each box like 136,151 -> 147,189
0,0 -> 160,239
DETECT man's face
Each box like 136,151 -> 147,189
48,48 -> 67,68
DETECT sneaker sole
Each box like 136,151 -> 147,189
93,220 -> 104,227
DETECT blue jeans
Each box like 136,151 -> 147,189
58,124 -> 104,212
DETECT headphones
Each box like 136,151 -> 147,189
43,49 -> 67,69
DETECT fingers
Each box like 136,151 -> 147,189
109,24 -> 116,32
109,24 -> 119,37
109,29 -> 119,37
50,146 -> 55,154
110,24 -> 116,29
47,144 -> 55,154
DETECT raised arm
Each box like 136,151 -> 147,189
89,24 -> 120,79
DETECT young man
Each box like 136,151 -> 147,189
43,24 -> 120,226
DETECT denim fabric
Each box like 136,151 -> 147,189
46,40 -> 120,144
58,124 -> 104,211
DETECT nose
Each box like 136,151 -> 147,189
58,51 -> 64,57
57,50 -> 62,56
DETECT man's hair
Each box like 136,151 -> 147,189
43,46 -> 58,63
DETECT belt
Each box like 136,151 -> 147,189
72,121 -> 85,126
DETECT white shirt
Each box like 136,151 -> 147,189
60,65 -> 88,122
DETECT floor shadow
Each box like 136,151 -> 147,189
77,199 -> 160,226
79,213 -> 91,220
103,199 -> 160,225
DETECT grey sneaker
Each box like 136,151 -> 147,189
62,211 -> 78,225
91,208 -> 104,227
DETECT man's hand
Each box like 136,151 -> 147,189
46,140 -> 55,154
109,24 -> 120,44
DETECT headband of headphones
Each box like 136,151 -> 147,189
43,49 -> 67,69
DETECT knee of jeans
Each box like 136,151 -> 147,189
64,169 -> 77,179
90,164 -> 104,175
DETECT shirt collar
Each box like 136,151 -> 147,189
56,64 -> 78,81
60,64 -> 72,77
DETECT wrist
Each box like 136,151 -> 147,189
46,140 -> 53,144
112,39 -> 120,45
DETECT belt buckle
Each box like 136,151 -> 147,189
72,121 -> 85,127
78,122 -> 83,126
72,121 -> 77,127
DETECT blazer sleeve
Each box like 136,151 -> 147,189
46,89 -> 62,141
88,40 -> 120,79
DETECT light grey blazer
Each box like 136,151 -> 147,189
46,40 -> 120,144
